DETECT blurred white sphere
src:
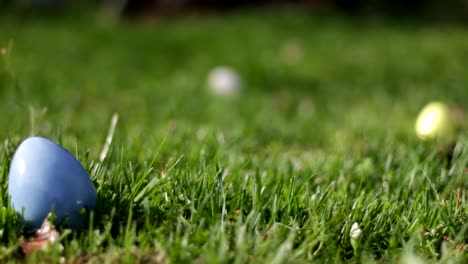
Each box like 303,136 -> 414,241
207,66 -> 242,95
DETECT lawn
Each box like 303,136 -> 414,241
0,7 -> 467,263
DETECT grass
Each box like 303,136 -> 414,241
0,7 -> 467,263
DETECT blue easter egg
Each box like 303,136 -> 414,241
8,137 -> 97,230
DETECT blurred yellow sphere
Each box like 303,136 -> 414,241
415,102 -> 455,140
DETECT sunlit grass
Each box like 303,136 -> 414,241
0,8 -> 467,262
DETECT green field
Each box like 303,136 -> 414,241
0,8 -> 467,263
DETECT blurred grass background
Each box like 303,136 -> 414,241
0,7 -> 467,153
